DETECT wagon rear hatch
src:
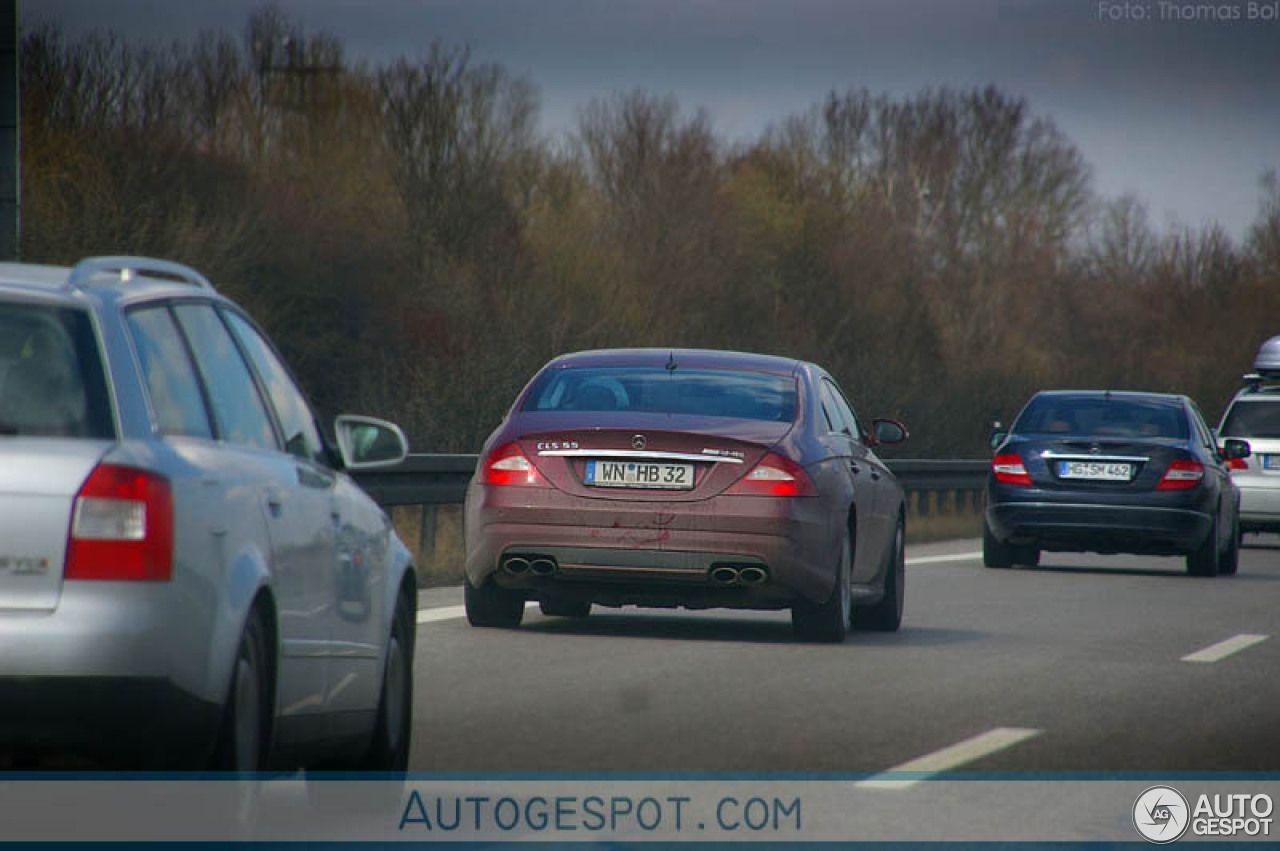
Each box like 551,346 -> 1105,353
1220,397 -> 1280,480
1,299 -> 117,610
0,441 -> 113,610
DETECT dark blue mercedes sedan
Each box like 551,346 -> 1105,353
985,390 -> 1250,576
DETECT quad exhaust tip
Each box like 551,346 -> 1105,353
502,554 -> 558,576
502,556 -> 531,575
709,564 -> 769,587
709,566 -> 740,585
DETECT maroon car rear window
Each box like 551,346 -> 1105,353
0,302 -> 114,438
521,366 -> 796,422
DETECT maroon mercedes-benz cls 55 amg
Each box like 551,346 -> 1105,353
463,348 -> 908,642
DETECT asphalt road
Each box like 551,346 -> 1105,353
408,535 -> 1280,774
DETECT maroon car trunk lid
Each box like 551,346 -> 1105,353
519,424 -> 788,501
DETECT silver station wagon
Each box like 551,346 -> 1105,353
0,256 -> 416,770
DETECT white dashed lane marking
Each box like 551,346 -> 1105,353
856,728 -> 1042,790
417,601 -> 537,624
1181,633 -> 1269,663
416,605 -> 465,625
903,551 -> 982,566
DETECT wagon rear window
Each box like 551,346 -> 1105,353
1220,399 -> 1280,439
0,303 -> 114,438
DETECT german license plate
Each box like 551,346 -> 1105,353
1263,455 -> 1280,471
584,460 -> 694,489
1056,460 -> 1132,481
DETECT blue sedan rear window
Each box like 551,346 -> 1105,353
1014,397 -> 1188,439
522,367 -> 796,422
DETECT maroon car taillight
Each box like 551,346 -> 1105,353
726,452 -> 816,497
992,453 -> 1032,486
1157,459 -> 1205,490
479,442 -> 546,487
1225,456 -> 1248,471
65,464 -> 174,581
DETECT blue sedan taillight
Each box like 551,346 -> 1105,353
992,453 -> 1032,486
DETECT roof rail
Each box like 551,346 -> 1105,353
65,256 -> 215,291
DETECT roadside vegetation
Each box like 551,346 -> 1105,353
21,10 -> 1280,457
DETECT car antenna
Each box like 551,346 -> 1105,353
665,352 -> 678,373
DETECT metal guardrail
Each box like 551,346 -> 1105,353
352,454 -> 480,507
353,454 -> 989,508
883,459 -> 990,492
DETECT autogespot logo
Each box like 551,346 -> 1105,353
1134,786 -> 1190,844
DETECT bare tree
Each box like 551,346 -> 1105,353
376,45 -> 537,274
1247,170 -> 1280,275
1087,194 -> 1156,284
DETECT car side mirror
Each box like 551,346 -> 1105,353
870,418 -> 908,446
1222,438 -> 1251,461
335,414 -> 409,470
989,431 -> 1009,451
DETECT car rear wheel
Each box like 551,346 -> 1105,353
465,576 -> 525,627
983,521 -> 1015,569
305,588 -> 414,815
539,599 -> 591,618
213,610 -> 269,771
1218,514 -> 1240,576
854,516 -> 905,632
361,589 -> 414,770
792,532 -> 851,643
1186,512 -> 1221,577
305,590 -> 413,817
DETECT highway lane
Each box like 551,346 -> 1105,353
407,536 -> 1280,773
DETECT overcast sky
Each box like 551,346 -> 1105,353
30,0 -> 1280,240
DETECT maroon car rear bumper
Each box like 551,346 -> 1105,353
464,484 -> 837,606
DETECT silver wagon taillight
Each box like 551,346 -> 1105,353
65,464 -> 173,581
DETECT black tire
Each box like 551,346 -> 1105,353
212,610 -> 270,771
983,521 -> 1015,569
792,532 -> 851,643
1013,547 -> 1041,567
539,599 -> 591,618
1219,514 -> 1240,576
1186,512 -> 1221,577
854,516 -> 905,632
464,575 -> 525,627
361,590 -> 414,770
306,590 -> 413,817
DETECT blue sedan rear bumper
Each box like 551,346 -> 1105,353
986,500 -> 1213,555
